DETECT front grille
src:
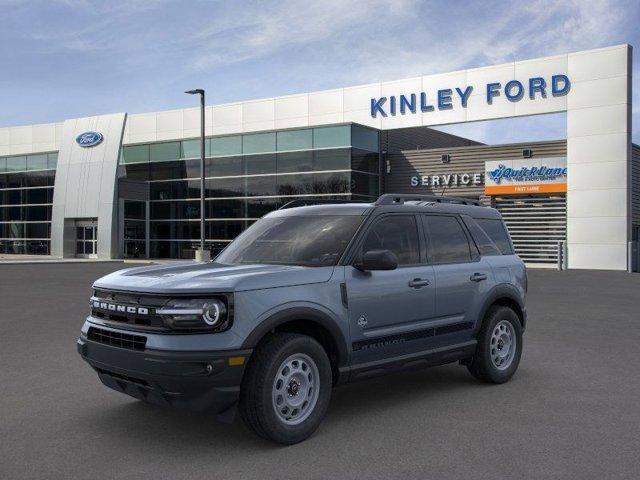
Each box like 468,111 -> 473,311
91,310 -> 166,329
91,289 -> 168,331
88,326 -> 147,351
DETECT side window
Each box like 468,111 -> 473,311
360,215 -> 420,265
462,215 -> 501,256
475,218 -> 514,255
423,215 -> 472,264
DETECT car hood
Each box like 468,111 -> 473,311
93,261 -> 335,294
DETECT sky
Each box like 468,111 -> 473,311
0,0 -> 638,144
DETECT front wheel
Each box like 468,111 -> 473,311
467,306 -> 523,384
238,333 -> 332,444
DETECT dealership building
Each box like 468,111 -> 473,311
0,44 -> 637,270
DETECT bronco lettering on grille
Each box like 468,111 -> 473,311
92,300 -> 149,315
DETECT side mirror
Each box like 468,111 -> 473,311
355,249 -> 398,271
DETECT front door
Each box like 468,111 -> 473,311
76,220 -> 98,258
346,214 -> 436,364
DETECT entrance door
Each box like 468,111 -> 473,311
76,220 -> 98,258
346,214 -> 436,364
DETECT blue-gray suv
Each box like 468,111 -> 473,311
78,194 -> 527,444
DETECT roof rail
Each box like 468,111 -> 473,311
278,198 -> 367,210
374,194 -> 482,207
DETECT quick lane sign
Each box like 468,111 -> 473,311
371,74 -> 570,117
485,157 -> 567,195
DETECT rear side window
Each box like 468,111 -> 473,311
462,216 -> 501,256
475,218 -> 514,255
361,215 -> 420,265
422,215 -> 472,264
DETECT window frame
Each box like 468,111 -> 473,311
474,217 -> 515,255
421,213 -> 480,266
345,212 -> 425,268
461,214 -> 502,257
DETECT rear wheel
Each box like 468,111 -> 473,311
239,333 -> 332,444
467,306 -> 522,384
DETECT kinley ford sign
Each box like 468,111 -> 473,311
370,74 -> 570,117
409,157 -> 568,195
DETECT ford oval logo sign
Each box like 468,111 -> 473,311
76,131 -> 103,148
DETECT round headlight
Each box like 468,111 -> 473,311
158,297 -> 230,331
203,300 -> 226,326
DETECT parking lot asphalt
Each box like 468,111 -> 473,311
1,263 -> 639,480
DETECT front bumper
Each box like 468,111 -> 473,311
77,331 -> 252,414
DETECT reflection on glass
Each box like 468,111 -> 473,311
27,154 -> 48,171
313,126 -> 350,149
122,145 -> 149,164
211,136 -> 242,157
242,132 -> 276,154
277,129 -> 312,151
351,149 -> 380,173
5,156 -> 27,172
313,149 -> 350,171
351,125 -> 380,152
277,151 -> 313,173
246,176 -> 277,197
216,215 -> 363,267
181,138 -> 211,159
206,156 -> 243,177
206,177 -> 245,198
245,154 -> 276,175
150,142 -> 181,162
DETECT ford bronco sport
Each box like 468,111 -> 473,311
78,194 -> 527,444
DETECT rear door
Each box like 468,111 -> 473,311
345,214 -> 436,364
421,214 -> 492,344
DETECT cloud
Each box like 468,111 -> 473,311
1,0 -> 638,141
434,113 -> 567,145
186,0 -> 419,71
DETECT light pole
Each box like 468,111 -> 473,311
185,89 -> 209,262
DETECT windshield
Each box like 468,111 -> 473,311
216,215 -> 364,267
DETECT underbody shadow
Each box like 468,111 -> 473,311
78,363 -> 488,450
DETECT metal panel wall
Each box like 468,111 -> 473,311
494,195 -> 567,265
382,126 -> 482,153
632,144 -> 640,230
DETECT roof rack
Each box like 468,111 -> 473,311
374,194 -> 482,206
279,199 -> 367,210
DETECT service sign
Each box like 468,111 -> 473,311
485,157 -> 567,195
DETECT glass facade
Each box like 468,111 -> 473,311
0,152 -> 58,255
119,124 -> 380,259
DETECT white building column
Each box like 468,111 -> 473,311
566,44 -> 632,270
50,113 -> 126,259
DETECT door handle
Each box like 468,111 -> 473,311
470,273 -> 487,282
408,278 -> 430,288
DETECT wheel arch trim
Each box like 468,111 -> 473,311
241,305 -> 349,368
477,284 -> 526,331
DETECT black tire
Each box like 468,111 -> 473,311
467,306 -> 523,384
238,332 -> 332,444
